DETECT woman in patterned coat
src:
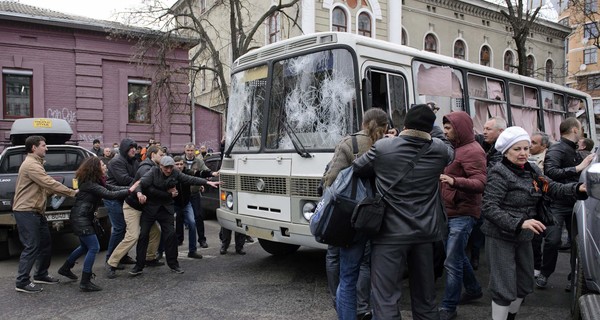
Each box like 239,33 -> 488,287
481,126 -> 587,320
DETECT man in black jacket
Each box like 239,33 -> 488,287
353,105 -> 454,320
104,138 -> 139,265
537,117 -> 594,288
129,156 -> 220,275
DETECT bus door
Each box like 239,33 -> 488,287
362,67 -> 409,129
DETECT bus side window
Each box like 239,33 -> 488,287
367,70 -> 407,129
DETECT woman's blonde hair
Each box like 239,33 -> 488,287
362,108 -> 389,146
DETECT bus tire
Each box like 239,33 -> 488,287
258,238 -> 299,256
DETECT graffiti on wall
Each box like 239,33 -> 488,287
78,134 -> 103,144
47,108 -> 77,124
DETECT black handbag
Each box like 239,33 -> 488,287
536,196 -> 558,227
92,218 -> 106,240
351,141 -> 430,236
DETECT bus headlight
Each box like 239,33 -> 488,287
225,193 -> 234,210
302,201 -> 317,221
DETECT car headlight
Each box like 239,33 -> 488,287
302,201 -> 317,221
226,192 -> 234,210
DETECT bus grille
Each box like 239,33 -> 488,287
220,174 -> 236,190
240,176 -> 287,194
290,178 -> 321,197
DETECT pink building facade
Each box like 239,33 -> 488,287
0,3 -> 217,153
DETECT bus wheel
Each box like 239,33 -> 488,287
258,238 -> 299,256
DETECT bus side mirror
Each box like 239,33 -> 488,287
586,163 -> 600,199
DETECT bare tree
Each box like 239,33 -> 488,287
568,0 -> 600,48
500,0 -> 542,75
112,0 -> 301,116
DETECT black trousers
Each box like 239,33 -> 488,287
219,227 -> 245,250
371,242 -> 438,320
136,207 -> 178,269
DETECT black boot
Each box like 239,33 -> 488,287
507,313 -> 516,320
80,272 -> 102,292
58,260 -> 78,280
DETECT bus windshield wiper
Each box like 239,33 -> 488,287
281,119 -> 312,158
224,120 -> 250,158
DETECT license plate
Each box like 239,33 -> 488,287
46,213 -> 69,221
246,226 -> 273,240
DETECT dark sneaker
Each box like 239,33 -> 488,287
236,248 -> 246,255
187,252 -> 203,259
357,311 -> 372,320
120,256 -> 136,265
536,274 -> 548,288
170,266 -> 184,274
245,236 -> 254,243
58,267 -> 78,280
565,282 -> 572,292
156,252 -> 164,261
439,309 -> 457,320
33,275 -> 60,285
199,241 -> 208,248
459,291 -> 483,304
15,282 -> 43,293
129,266 -> 143,276
106,267 -> 117,279
220,247 -> 228,255
145,259 -> 165,267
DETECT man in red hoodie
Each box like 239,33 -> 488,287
438,111 -> 487,320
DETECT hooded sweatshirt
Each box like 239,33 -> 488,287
106,138 -> 139,187
440,111 -> 487,219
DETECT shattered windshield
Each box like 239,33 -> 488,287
266,49 -> 358,150
226,65 -> 267,152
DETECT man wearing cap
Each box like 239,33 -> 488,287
90,139 -> 102,157
129,156 -> 220,275
353,104 -> 454,320
537,117 -> 594,289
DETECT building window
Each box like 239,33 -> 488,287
584,48 -> 597,64
584,22 -> 598,39
504,51 -> 514,72
585,0 -> 597,13
3,70 -> 33,118
588,75 -> 600,91
424,34 -> 437,53
128,80 -> 151,124
200,0 -> 206,13
357,12 -> 371,37
454,40 -> 466,59
401,28 -> 408,46
332,7 -> 347,32
201,67 -> 206,91
526,55 -> 535,77
480,45 -> 491,66
268,11 -> 280,44
546,60 -> 554,82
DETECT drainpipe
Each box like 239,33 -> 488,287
191,75 -> 196,146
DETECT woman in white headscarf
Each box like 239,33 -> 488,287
481,126 -> 587,320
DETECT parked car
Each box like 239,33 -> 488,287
571,153 -> 600,320
200,153 -> 222,219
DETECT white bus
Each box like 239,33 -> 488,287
216,32 -> 596,255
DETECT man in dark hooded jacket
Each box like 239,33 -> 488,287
438,111 -> 486,320
104,138 -> 139,264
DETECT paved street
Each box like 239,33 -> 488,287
0,219 -> 574,320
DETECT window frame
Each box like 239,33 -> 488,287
503,50 -> 514,72
3,69 -> 33,119
357,12 -> 372,37
424,34 -> 438,53
268,11 -> 281,44
454,40 -> 466,60
584,22 -> 598,40
127,79 -> 152,124
332,7 -> 348,32
480,45 -> 491,67
584,48 -> 597,65
545,60 -> 554,82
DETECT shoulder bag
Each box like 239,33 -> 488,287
351,141 -> 430,236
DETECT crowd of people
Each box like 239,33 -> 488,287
12,136 -> 232,293
323,104 -> 593,320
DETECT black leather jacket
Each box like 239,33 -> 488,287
140,167 -> 209,216
70,180 -> 129,236
353,129 -> 454,245
544,137 -> 583,206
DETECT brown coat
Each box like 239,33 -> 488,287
323,130 -> 373,187
13,153 -> 77,214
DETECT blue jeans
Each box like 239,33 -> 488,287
336,237 -> 370,320
441,216 -> 482,312
67,234 -> 99,273
104,199 -> 125,260
175,203 -> 197,253
14,212 -> 52,287
190,193 -> 206,243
